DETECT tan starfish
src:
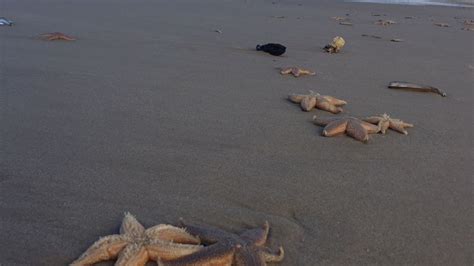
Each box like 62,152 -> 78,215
159,220 -> 284,266
375,19 -> 396,26
363,113 -> 413,135
313,115 -> 380,142
324,36 -> 345,54
39,32 -> 76,41
71,213 -> 203,266
280,67 -> 316,77
288,91 -> 347,113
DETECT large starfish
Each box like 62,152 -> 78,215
159,220 -> 284,265
363,113 -> 414,135
280,67 -> 316,77
39,32 -> 76,41
313,115 -> 380,142
71,213 -> 203,266
288,91 -> 347,113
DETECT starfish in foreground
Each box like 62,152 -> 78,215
313,116 -> 380,142
160,220 -> 284,265
39,32 -> 76,41
280,67 -> 316,77
71,213 -> 203,266
363,113 -> 414,135
288,91 -> 347,113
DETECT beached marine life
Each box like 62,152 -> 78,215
313,116 -> 380,143
464,20 -> 474,26
461,27 -> 474,31
71,213 -> 202,266
288,91 -> 347,113
256,43 -> 286,56
363,113 -> 413,135
280,67 -> 316,77
339,21 -> 353,26
39,32 -> 76,41
388,81 -> 447,97
390,38 -> 404,42
434,23 -> 450,27
0,17 -> 13,26
324,36 -> 345,54
159,219 -> 284,266
375,19 -> 396,26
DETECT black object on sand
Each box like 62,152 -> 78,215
0,17 -> 13,26
256,43 -> 286,56
388,81 -> 447,97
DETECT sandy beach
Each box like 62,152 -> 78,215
1,0 -> 473,265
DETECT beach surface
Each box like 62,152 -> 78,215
1,0 -> 472,265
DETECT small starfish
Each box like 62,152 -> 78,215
375,19 -> 396,26
280,67 -> 316,77
160,220 -> 284,266
313,116 -> 380,142
39,32 -> 76,41
288,91 -> 347,113
363,113 -> 414,135
71,213 -> 203,266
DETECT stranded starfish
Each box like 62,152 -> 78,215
160,220 -> 284,266
39,32 -> 76,41
288,91 -> 347,113
71,213 -> 203,266
363,113 -> 414,135
313,116 -> 380,142
280,67 -> 316,77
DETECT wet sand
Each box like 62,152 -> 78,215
0,0 -> 472,265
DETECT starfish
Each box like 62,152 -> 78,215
39,32 -> 76,41
280,67 -> 316,77
71,213 -> 203,266
288,91 -> 347,113
313,115 -> 380,142
159,220 -> 284,266
375,19 -> 396,26
363,113 -> 414,135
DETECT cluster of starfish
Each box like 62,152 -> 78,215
288,91 -> 347,113
71,213 -> 284,266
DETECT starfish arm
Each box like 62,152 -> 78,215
120,212 -> 145,238
260,246 -> 285,262
379,120 -> 390,134
60,34 -> 76,41
315,100 -> 343,114
322,119 -> 348,137
322,95 -> 347,106
158,243 -> 235,266
312,116 -> 339,126
300,96 -> 317,112
239,221 -> 269,246
391,119 -> 414,128
179,219 -> 232,244
360,121 -> 381,134
363,116 -> 382,124
300,69 -> 316,76
146,225 -> 200,245
389,121 -> 409,135
146,239 -> 203,261
70,235 -> 128,266
234,248 -> 265,266
115,243 -> 148,266
288,94 -> 306,103
280,68 -> 293,75
346,119 -> 369,142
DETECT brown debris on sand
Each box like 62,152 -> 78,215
388,81 -> 447,97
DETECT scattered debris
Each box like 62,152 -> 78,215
38,32 -> 76,41
214,29 -> 222,34
280,67 -> 315,77
405,16 -> 416,19
388,81 -> 446,97
339,21 -> 353,26
364,114 -> 413,135
462,27 -> 474,31
324,36 -> 345,54
362,34 -> 382,39
256,43 -> 286,56
271,15 -> 286,19
332,16 -> 347,21
434,23 -> 450,27
464,20 -> 474,26
375,19 -> 396,26
288,91 -> 347,113
372,14 -> 385,17
390,38 -> 404,42
313,116 -> 380,143
0,17 -> 13,26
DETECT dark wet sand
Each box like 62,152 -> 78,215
0,0 -> 472,265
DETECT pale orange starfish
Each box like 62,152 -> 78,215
313,115 -> 380,142
363,113 -> 414,135
71,213 -> 203,266
280,67 -> 316,77
39,32 -> 76,41
288,91 -> 347,113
